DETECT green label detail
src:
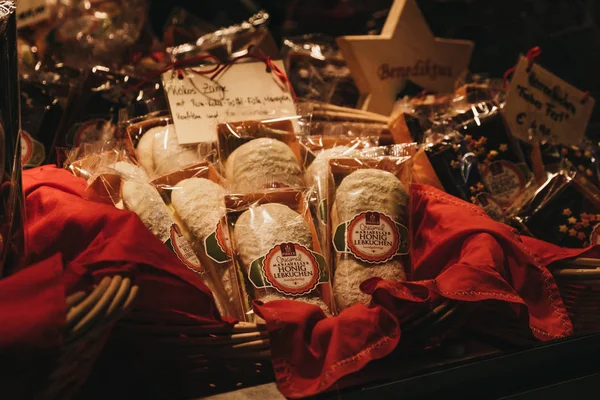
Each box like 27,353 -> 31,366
318,198 -> 328,222
205,230 -> 231,263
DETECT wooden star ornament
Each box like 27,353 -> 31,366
336,0 -> 474,115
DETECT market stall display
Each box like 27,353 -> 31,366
5,0 -> 600,399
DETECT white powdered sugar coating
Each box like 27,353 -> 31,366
305,146 -> 359,191
114,160 -> 151,181
334,258 -> 406,310
171,177 -> 236,307
234,203 -> 312,266
171,177 -> 226,240
135,129 -> 157,175
151,124 -> 202,176
115,162 -> 174,242
226,138 -> 304,192
234,203 -> 330,313
333,168 -> 409,310
260,292 -> 331,316
335,169 -> 408,223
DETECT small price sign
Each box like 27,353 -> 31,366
503,56 -> 594,146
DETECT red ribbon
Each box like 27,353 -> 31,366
123,54 -> 221,94
503,46 -> 542,89
124,48 -> 297,101
581,91 -> 590,104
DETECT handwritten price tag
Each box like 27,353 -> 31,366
503,56 -> 594,146
162,60 -> 296,144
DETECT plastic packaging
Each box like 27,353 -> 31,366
217,117 -> 307,193
225,189 -> 334,322
395,92 -> 452,122
300,132 -> 379,258
163,7 -> 219,48
510,170 -> 600,248
42,0 -> 147,69
124,113 -> 214,178
452,75 -> 505,113
168,10 -> 275,63
54,66 -> 156,156
19,79 -> 63,168
83,154 -> 233,316
433,99 -> 534,211
0,1 -> 25,276
153,162 -> 242,319
328,149 -> 413,311
282,34 -> 359,108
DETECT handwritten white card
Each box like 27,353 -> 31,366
162,60 -> 296,144
504,56 -> 595,146
17,0 -> 50,28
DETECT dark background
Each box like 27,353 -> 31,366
147,0 -> 600,125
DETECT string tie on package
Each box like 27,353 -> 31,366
502,46 -> 542,89
124,48 -> 297,101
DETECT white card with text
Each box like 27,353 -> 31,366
504,56 -> 594,146
17,0 -> 50,28
162,60 -> 296,144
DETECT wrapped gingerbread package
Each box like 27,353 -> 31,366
217,116 -> 307,192
73,149 -> 234,317
123,111 -> 214,178
226,189 -> 334,322
299,126 -> 380,252
329,149 -> 413,311
152,162 -> 242,318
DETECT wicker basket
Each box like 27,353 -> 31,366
35,275 -> 138,400
548,257 -> 600,334
105,296 -> 469,398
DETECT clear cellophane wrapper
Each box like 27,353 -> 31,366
216,116 -> 309,193
162,7 -> 220,48
450,74 -> 506,115
282,34 -> 359,108
392,92 -> 453,123
41,0 -> 147,69
123,111 -> 217,179
299,130 -> 380,263
225,188 -> 335,322
508,168 -> 600,249
167,10 -> 276,63
54,66 -> 162,165
327,148 -> 414,312
152,162 -> 243,319
0,1 -> 25,276
66,142 -> 235,317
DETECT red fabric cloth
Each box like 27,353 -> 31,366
0,165 -> 223,356
24,166 -> 221,320
255,184 -> 595,399
254,301 -> 399,399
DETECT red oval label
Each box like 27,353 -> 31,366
262,243 -> 319,296
346,211 -> 400,263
